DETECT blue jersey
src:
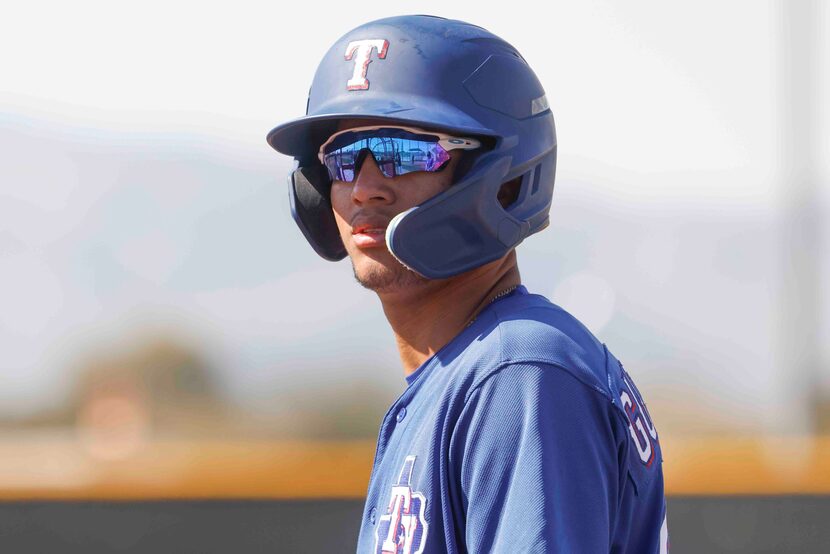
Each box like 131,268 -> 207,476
356,286 -> 668,553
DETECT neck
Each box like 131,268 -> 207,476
377,251 -> 521,377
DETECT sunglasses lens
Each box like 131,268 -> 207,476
323,130 -> 453,182
323,148 -> 357,182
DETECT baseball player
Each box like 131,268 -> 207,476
267,15 -> 668,553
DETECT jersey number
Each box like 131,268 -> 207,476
620,372 -> 659,467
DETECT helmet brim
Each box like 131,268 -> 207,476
266,94 -> 496,160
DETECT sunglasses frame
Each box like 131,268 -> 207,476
317,125 -> 482,181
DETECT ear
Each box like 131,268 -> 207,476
289,165 -> 347,261
497,176 -> 522,208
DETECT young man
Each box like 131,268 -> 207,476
267,15 -> 668,553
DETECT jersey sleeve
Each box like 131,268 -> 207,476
448,362 -> 624,553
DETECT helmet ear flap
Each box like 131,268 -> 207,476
289,165 -> 347,261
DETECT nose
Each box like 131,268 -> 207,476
350,152 -> 394,206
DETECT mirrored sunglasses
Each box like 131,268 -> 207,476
318,125 -> 481,183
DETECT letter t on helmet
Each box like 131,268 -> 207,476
344,39 -> 389,90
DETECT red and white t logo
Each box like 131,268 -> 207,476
344,39 -> 389,91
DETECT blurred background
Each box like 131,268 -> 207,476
1,0 -> 827,552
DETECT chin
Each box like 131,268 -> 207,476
350,252 -> 427,293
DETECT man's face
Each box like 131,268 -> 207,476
329,123 -> 461,293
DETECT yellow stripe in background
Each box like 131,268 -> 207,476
661,435 -> 830,495
0,434 -> 828,500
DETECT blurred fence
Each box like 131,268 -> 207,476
0,497 -> 827,554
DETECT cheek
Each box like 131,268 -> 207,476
330,183 -> 353,237
399,171 -> 454,205
330,183 -> 347,217
329,185 -> 346,227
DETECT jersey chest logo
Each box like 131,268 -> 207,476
374,455 -> 428,554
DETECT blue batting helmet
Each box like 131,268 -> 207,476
267,15 -> 556,279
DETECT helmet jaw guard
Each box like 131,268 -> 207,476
386,153 -> 517,279
386,144 -> 557,280
269,15 -> 558,279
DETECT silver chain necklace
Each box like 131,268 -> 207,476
466,285 -> 519,328
490,284 -> 519,304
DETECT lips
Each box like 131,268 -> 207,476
353,223 -> 386,235
351,218 -> 389,248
